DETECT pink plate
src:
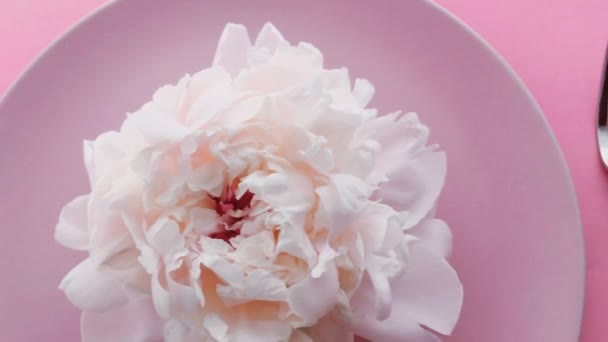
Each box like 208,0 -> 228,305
0,0 -> 584,341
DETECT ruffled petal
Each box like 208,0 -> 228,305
407,219 -> 453,258
235,42 -> 323,93
289,329 -> 315,342
349,202 -> 396,257
203,314 -> 229,341
199,253 -> 244,290
80,299 -> 162,342
315,174 -> 376,240
164,319 -> 195,342
217,269 -> 287,306
254,22 -> 287,53
165,270 -> 202,321
182,68 -> 233,126
287,262 -> 339,324
146,217 -> 188,271
368,112 -> 446,227
55,194 -> 90,250
391,242 -> 463,334
306,315 -> 355,342
354,317 -> 441,342
275,221 -> 317,264
376,149 -> 446,228
84,131 -> 131,185
350,275 -> 441,342
311,244 -> 338,278
88,193 -> 137,265
212,23 -> 252,76
260,172 -> 314,215
59,258 -> 127,312
352,242 -> 462,339
189,207 -> 221,236
122,108 -> 193,145
366,254 -> 403,320
366,112 -> 430,167
352,78 -> 374,108
229,320 -> 293,342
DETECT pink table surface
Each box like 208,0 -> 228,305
0,0 -> 606,340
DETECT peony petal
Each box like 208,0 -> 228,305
239,211 -> 268,236
164,319 -> 195,342
290,329 -> 315,342
368,112 -> 446,226
190,258 -> 206,307
353,317 -> 441,342
185,159 -> 226,196
55,194 -> 90,250
80,299 -> 162,342
83,140 -> 95,186
366,253 -> 404,320
217,269 -> 287,306
349,202 -> 396,257
307,315 -> 355,342
311,244 -> 338,278
390,242 -> 463,334
287,261 -> 339,324
254,22 -> 286,53
325,67 -> 351,91
352,242 -> 462,340
236,170 -> 268,197
235,42 -> 323,93
241,269 -> 287,301
230,231 -> 275,262
88,197 -> 136,265
189,207 -> 220,236
262,172 -> 314,214
300,135 -> 334,172
350,207 -> 411,321
350,275 -> 441,342
122,106 -> 193,145
138,245 -> 160,275
203,314 -> 229,341
102,247 -> 141,270
352,78 -> 374,108
166,270 -> 202,320
316,174 -> 377,241
275,221 -> 317,264
407,219 -> 453,258
380,213 -> 410,251
375,149 -> 446,228
183,68 -> 233,126
59,258 -> 127,312
366,112 -> 430,168
199,235 -> 233,254
213,23 -> 252,76
146,217 -> 188,271
85,131 -> 130,184
199,254 -> 244,289
147,74 -> 189,113
120,262 -> 151,297
229,319 -> 292,342
151,272 -> 171,318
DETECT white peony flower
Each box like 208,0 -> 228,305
56,23 -> 462,342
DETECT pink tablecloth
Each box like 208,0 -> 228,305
1,0 -> 606,340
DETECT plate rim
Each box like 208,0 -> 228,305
424,1 -> 585,338
0,0 -> 585,339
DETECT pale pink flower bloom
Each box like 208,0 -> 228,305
56,23 -> 462,342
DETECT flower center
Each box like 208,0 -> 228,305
207,186 -> 254,242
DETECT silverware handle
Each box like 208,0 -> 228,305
599,43 -> 608,127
